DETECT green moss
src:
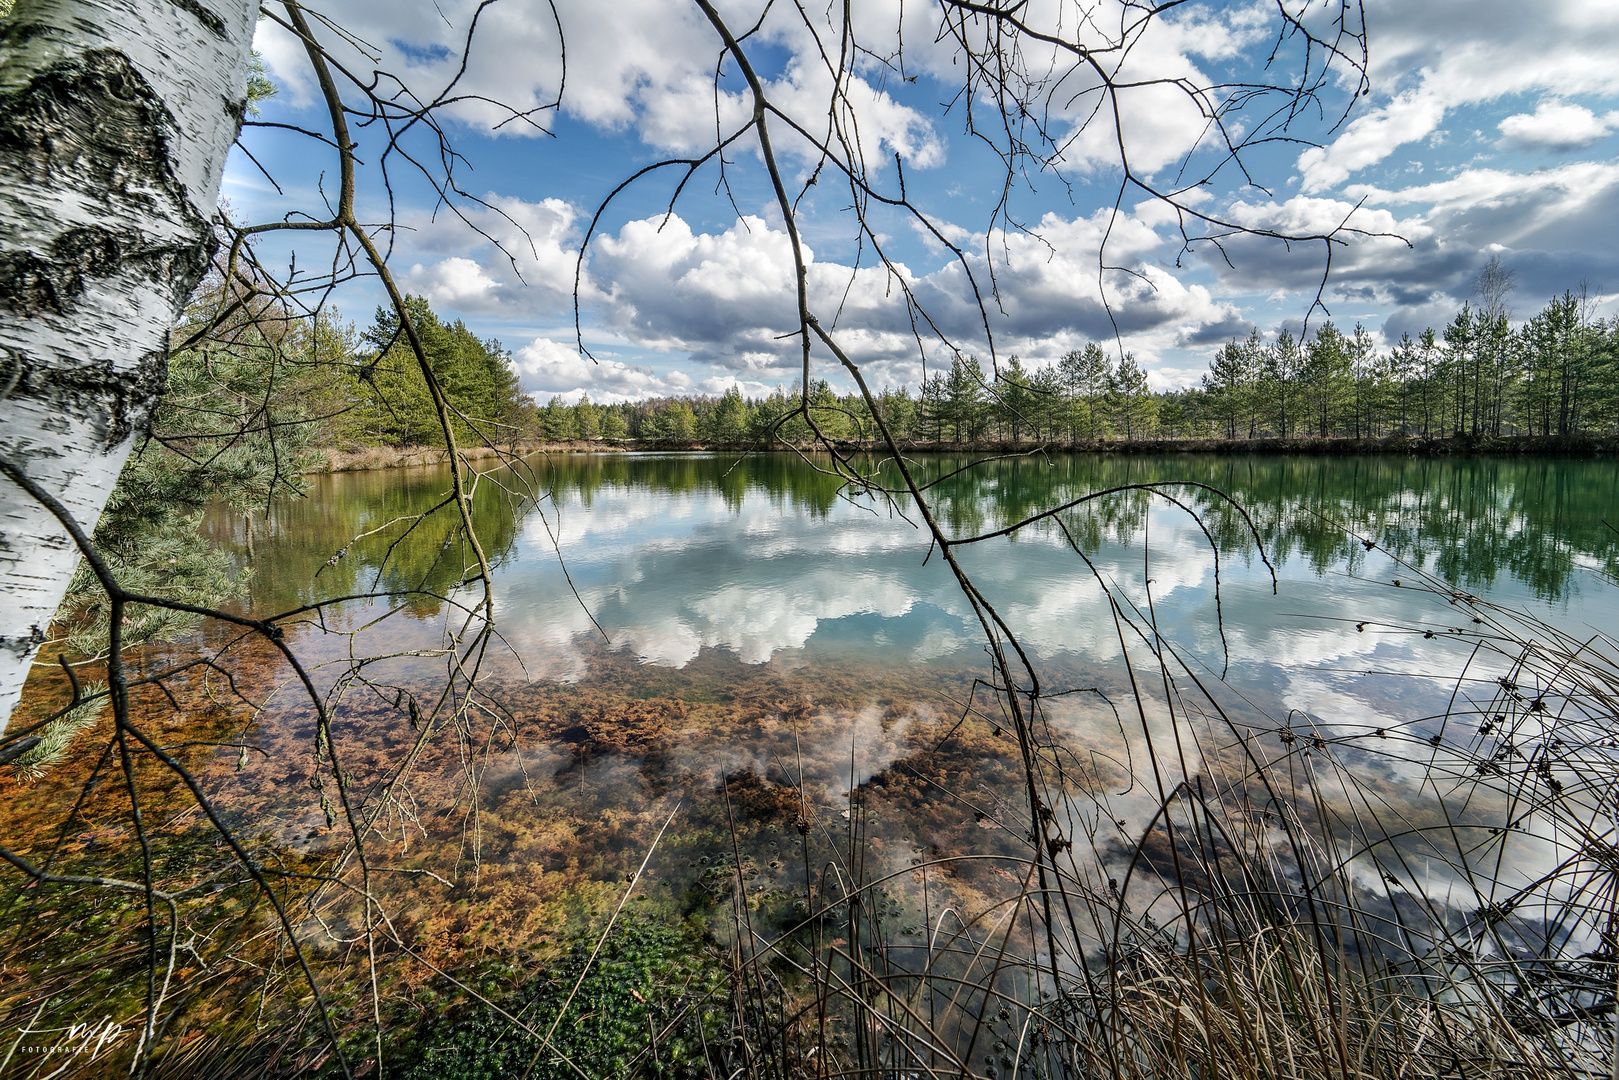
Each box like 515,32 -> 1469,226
393,918 -> 729,1080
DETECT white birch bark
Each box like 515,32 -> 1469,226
0,0 -> 256,728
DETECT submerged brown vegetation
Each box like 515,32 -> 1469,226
4,448 -> 1619,1080
4,534 -> 1618,1078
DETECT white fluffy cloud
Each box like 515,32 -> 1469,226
1200,159 -> 1619,335
1297,0 -> 1619,191
254,0 -> 942,174
1497,101 -> 1619,151
255,0 -> 1316,187
401,196 -> 581,316
407,256 -> 502,310
577,207 -> 1242,384
1297,90 -> 1448,193
245,0 -> 1619,390
512,337 -> 692,402
1051,3 -> 1274,177
401,194 -> 1249,396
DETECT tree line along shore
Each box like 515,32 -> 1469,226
311,431 -> 1617,474
265,286 -> 1617,468
523,296 -> 1615,448
292,290 -> 1616,453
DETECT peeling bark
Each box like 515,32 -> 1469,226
0,0 -> 256,727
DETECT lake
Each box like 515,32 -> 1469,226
204,451 -> 1619,934
236,452 -> 1619,674
9,450 -> 1619,1074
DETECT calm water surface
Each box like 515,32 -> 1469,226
233,452 -> 1619,684
206,451 -> 1619,919
5,457 -> 1613,1080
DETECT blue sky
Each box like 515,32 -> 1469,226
233,0 -> 1619,400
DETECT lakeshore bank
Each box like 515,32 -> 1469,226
309,432 -> 1619,472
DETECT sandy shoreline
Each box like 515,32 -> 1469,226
307,432 -> 1619,473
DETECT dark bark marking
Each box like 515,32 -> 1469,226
0,48 -> 183,197
0,227 -> 121,316
0,19 -> 59,51
167,0 -> 229,38
0,347 -> 169,450
0,48 -> 215,318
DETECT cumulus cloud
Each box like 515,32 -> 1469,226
1205,159 -> 1619,336
407,257 -> 503,310
1296,0 -> 1619,191
400,196 -> 582,316
1352,162 -> 1619,301
246,0 -> 1619,390
254,0 -> 942,175
512,337 -> 692,402
376,186 -> 1256,394
254,0 -> 1318,191
576,207 -> 1245,383
1347,161 -> 1619,212
1497,101 -> 1619,151
1207,194 -> 1435,294
1297,90 -> 1448,193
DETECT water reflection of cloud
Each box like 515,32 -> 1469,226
489,473 -> 1619,702
687,573 -> 916,663
496,485 -> 966,672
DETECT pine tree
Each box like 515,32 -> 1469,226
1059,343 -> 1112,439
994,354 -> 1034,441
1202,339 -> 1248,439
945,355 -> 988,442
706,387 -> 749,442
1300,323 -> 1352,436
921,372 -> 949,441
1261,331 -> 1302,437
1109,353 -> 1156,439
354,296 -> 526,446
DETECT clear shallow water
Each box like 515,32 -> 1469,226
201,451 -> 1619,931
9,451 -> 1618,1065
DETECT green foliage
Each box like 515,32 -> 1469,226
943,354 -> 988,441
1059,343 -> 1111,439
352,295 -> 527,447
1300,322 -> 1352,436
539,395 -> 577,440
574,393 -> 601,439
396,920 -> 728,1080
4,682 -> 106,780
1108,352 -> 1157,438
600,405 -> 629,439
748,389 -> 791,441
993,354 -> 1033,441
701,386 -> 749,442
246,51 -> 276,117
646,400 -> 697,440
53,306 -> 331,662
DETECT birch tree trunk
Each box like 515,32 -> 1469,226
0,0 -> 256,728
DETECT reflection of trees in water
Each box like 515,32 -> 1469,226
918,454 -> 1619,600
549,453 -> 849,519
33,451 -> 1619,1076
530,453 -> 1619,600
222,455 -> 1615,629
209,464 -> 528,617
